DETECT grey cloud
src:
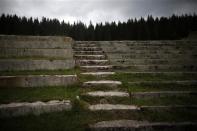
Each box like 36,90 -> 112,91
0,0 -> 197,24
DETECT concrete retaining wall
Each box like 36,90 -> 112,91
0,59 -> 74,71
99,41 -> 197,71
0,48 -> 73,58
0,35 -> 75,70
0,35 -> 73,48
0,75 -> 77,87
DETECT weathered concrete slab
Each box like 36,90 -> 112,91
89,120 -> 197,131
0,48 -> 73,58
0,100 -> 71,117
0,75 -> 77,87
0,59 -> 74,71
89,104 -> 139,111
99,41 -> 197,72
86,91 -> 129,97
83,80 -> 122,87
0,35 -> 73,48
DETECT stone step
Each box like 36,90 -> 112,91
0,75 -> 77,87
89,104 -> 139,111
0,100 -> 71,117
73,47 -> 102,51
73,43 -> 98,47
83,80 -> 122,87
89,120 -> 197,131
76,60 -> 109,66
85,91 -> 129,97
74,51 -> 104,55
83,91 -> 197,99
81,72 -> 115,77
80,65 -> 113,71
74,55 -> 106,60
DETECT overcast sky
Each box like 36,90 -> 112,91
0,0 -> 197,24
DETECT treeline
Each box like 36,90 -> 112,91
0,14 -> 197,40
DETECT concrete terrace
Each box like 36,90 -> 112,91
0,35 -> 197,131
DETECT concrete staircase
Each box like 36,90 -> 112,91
74,41 -> 197,131
74,41 -> 116,78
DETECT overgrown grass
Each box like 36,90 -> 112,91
1,70 -> 197,130
79,72 -> 197,82
0,100 -> 197,131
81,95 -> 197,106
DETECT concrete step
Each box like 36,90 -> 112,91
80,65 -> 113,71
84,91 -> 197,98
0,100 -> 71,117
0,75 -> 77,87
81,72 -> 115,77
83,80 -> 122,87
74,51 -> 104,55
76,60 -> 109,66
74,55 -> 106,60
73,43 -> 98,47
73,47 -> 102,51
85,91 -> 129,97
89,120 -> 197,131
89,104 -> 139,111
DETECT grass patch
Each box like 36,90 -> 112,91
111,72 -> 197,82
131,96 -> 197,106
81,95 -> 197,106
79,72 -> 197,83
0,85 -> 81,104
